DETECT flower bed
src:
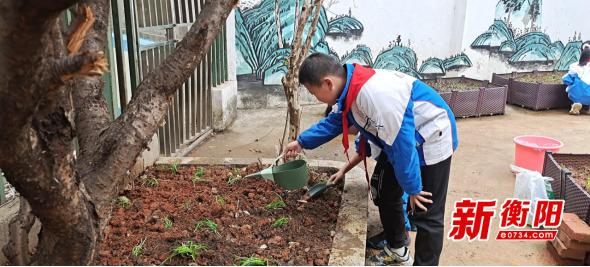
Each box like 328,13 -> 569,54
543,153 -> 590,224
97,157 -> 367,266
425,76 -> 508,118
492,71 -> 570,110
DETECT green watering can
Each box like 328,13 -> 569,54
244,157 -> 309,190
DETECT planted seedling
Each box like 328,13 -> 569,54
170,163 -> 179,174
195,218 -> 220,236
272,216 -> 289,228
163,216 -> 173,229
586,176 -> 590,190
162,241 -> 207,264
238,256 -> 268,266
265,199 -> 286,210
143,176 -> 159,188
215,196 -> 226,205
117,196 -> 131,209
227,168 -> 243,185
131,238 -> 146,257
194,167 -> 205,178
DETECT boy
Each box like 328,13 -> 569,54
283,53 -> 458,265
324,107 -> 413,250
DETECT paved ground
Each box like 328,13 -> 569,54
189,104 -> 590,265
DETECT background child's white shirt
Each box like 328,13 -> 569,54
566,63 -> 590,87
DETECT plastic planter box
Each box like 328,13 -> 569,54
426,76 -> 508,118
492,71 -> 570,110
543,152 -> 590,224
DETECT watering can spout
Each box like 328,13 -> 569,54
244,167 -> 274,181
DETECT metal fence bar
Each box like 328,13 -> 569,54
123,0 -> 140,92
197,60 -> 203,134
0,170 -> 6,204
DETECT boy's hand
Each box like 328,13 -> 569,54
410,191 -> 433,212
328,170 -> 345,185
283,141 -> 302,159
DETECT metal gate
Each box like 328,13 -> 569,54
110,0 -> 229,156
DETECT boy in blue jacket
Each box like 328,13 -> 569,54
284,53 -> 458,266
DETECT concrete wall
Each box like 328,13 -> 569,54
212,10 -> 239,131
235,0 -> 590,108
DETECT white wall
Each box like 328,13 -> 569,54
326,0 -> 460,64
237,0 -> 590,80
457,0 -> 590,80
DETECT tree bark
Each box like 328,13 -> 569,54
0,0 -> 237,264
282,0 -> 324,142
275,0 -> 284,49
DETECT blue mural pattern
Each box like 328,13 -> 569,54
236,0 -> 473,85
471,0 -> 583,70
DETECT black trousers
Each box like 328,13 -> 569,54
370,153 -> 452,266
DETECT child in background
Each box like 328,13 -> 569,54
284,53 -> 458,265
563,40 -> 590,115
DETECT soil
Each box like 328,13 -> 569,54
514,72 -> 566,84
425,79 -> 488,92
97,164 -> 342,266
562,164 -> 590,193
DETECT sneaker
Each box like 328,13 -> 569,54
569,103 -> 582,115
367,245 -> 413,266
367,231 -> 411,250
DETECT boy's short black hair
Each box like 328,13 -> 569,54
298,53 -> 345,86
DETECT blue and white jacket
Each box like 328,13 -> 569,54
297,64 -> 458,195
563,62 -> 590,105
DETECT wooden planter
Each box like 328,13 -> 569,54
426,76 -> 508,118
492,71 -> 571,110
543,153 -> 590,224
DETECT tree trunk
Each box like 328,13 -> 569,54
275,0 -> 284,49
282,0 -> 324,142
0,0 -> 238,264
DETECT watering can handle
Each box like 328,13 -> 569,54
274,153 -> 284,166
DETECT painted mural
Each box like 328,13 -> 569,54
236,0 -> 473,85
471,0 -> 583,70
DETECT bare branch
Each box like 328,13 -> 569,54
67,4 -> 96,55
298,0 -> 325,64
54,51 -> 108,82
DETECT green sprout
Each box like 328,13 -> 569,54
117,196 -> 131,209
170,163 -> 179,174
265,200 -> 286,210
131,238 -> 146,257
192,167 -> 210,185
163,216 -> 173,229
586,176 -> 590,190
215,196 -> 226,205
143,177 -> 159,187
227,168 -> 243,185
272,217 -> 290,228
162,241 -> 207,264
195,218 -> 219,236
239,256 -> 268,266
194,167 -> 205,178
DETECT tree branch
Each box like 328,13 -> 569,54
298,0 -> 324,63
80,0 -> 239,220
70,0 -> 113,179
54,51 -> 108,82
